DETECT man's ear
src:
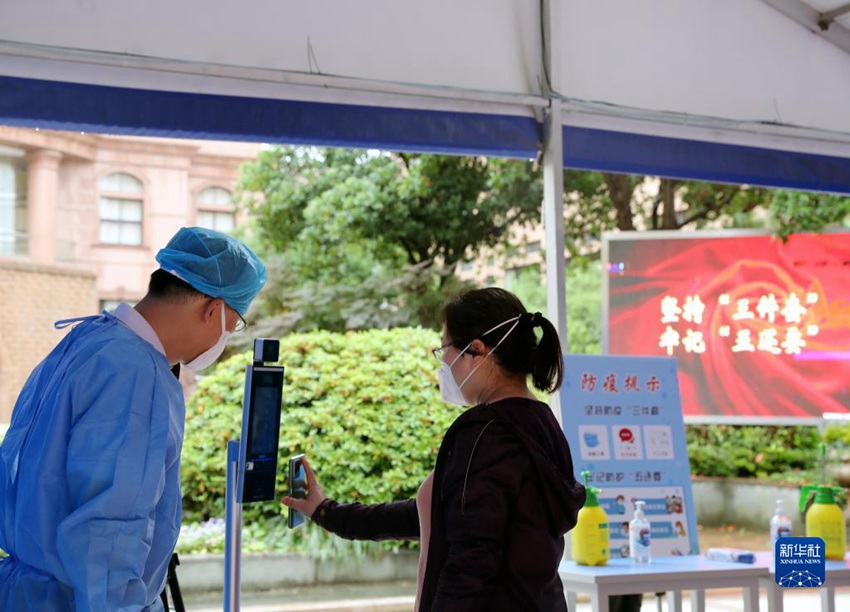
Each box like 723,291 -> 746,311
200,297 -> 218,323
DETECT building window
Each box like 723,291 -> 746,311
197,210 -> 235,233
99,299 -> 123,313
0,147 -> 28,257
99,172 -> 143,246
196,187 -> 235,233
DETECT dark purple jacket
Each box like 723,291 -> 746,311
312,397 -> 586,611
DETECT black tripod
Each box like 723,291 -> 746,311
160,363 -> 186,612
159,553 -> 185,612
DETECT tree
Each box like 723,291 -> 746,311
559,169 -> 850,257
767,190 -> 850,241
233,147 -> 542,337
238,147 -> 542,281
235,146 -> 849,343
560,172 -> 770,254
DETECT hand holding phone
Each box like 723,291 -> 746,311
287,454 -> 307,528
282,455 -> 325,527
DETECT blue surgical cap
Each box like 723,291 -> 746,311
155,227 -> 267,316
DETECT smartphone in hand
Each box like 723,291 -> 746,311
288,454 -> 307,528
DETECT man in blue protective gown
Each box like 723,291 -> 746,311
0,227 -> 266,611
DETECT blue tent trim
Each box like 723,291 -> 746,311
1,75 -> 849,194
563,125 -> 850,195
0,75 -> 540,158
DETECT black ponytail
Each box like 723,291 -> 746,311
530,315 -> 564,393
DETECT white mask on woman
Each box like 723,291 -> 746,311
185,304 -> 232,372
437,315 -> 522,406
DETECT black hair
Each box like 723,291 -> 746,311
440,287 -> 564,393
147,268 -> 206,303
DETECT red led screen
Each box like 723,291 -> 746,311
605,231 -> 850,421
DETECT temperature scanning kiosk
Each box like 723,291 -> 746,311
224,339 -> 284,612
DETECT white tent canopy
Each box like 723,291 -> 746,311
2,0 -> 849,358
1,0 -> 848,187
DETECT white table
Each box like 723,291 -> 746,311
559,555 -> 764,612
755,551 -> 850,612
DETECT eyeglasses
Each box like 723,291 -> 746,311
431,343 -> 453,363
207,297 -> 249,333
219,300 -> 248,333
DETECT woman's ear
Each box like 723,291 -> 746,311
468,339 -> 489,357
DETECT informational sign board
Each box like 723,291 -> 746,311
560,354 -> 700,558
604,230 -> 850,423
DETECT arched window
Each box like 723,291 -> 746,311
0,146 -> 27,257
196,187 -> 235,233
99,172 -> 143,245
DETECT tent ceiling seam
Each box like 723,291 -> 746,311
558,97 -> 850,148
758,0 -> 850,54
0,40 -> 547,113
818,2 -> 850,29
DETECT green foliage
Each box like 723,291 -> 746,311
236,146 -> 541,281
564,262 -> 603,355
768,190 -> 850,241
227,255 -> 474,354
686,424 -> 821,480
560,171 -> 623,255
823,422 -> 850,448
182,327 -> 454,531
502,261 -> 602,355
503,265 -> 546,315
233,147 -> 541,334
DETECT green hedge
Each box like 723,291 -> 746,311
181,327 -> 456,529
686,424 -> 821,482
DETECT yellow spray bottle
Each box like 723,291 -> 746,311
805,444 -> 847,561
572,471 -> 610,566
806,485 -> 846,560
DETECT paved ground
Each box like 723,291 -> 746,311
182,582 -> 850,611
179,527 -> 848,611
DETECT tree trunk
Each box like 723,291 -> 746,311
660,178 -> 679,229
602,173 -> 636,231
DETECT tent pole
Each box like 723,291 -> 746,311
541,0 -> 567,425
542,99 -> 567,425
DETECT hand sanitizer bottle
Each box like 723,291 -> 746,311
769,499 -> 792,551
629,500 -> 651,563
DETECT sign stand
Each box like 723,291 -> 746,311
224,440 -> 243,612
222,338 -> 285,612
560,354 -> 700,558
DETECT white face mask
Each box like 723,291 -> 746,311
437,315 -> 522,406
185,304 -> 232,372
438,364 -> 468,406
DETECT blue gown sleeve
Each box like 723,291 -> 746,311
55,351 -> 173,611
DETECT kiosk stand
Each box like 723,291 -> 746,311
223,339 -> 284,612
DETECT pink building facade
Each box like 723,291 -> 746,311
0,127 -> 261,421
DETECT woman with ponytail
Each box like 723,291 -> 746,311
284,288 -> 586,611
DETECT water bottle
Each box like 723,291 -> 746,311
629,500 -> 651,563
769,499 -> 792,551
